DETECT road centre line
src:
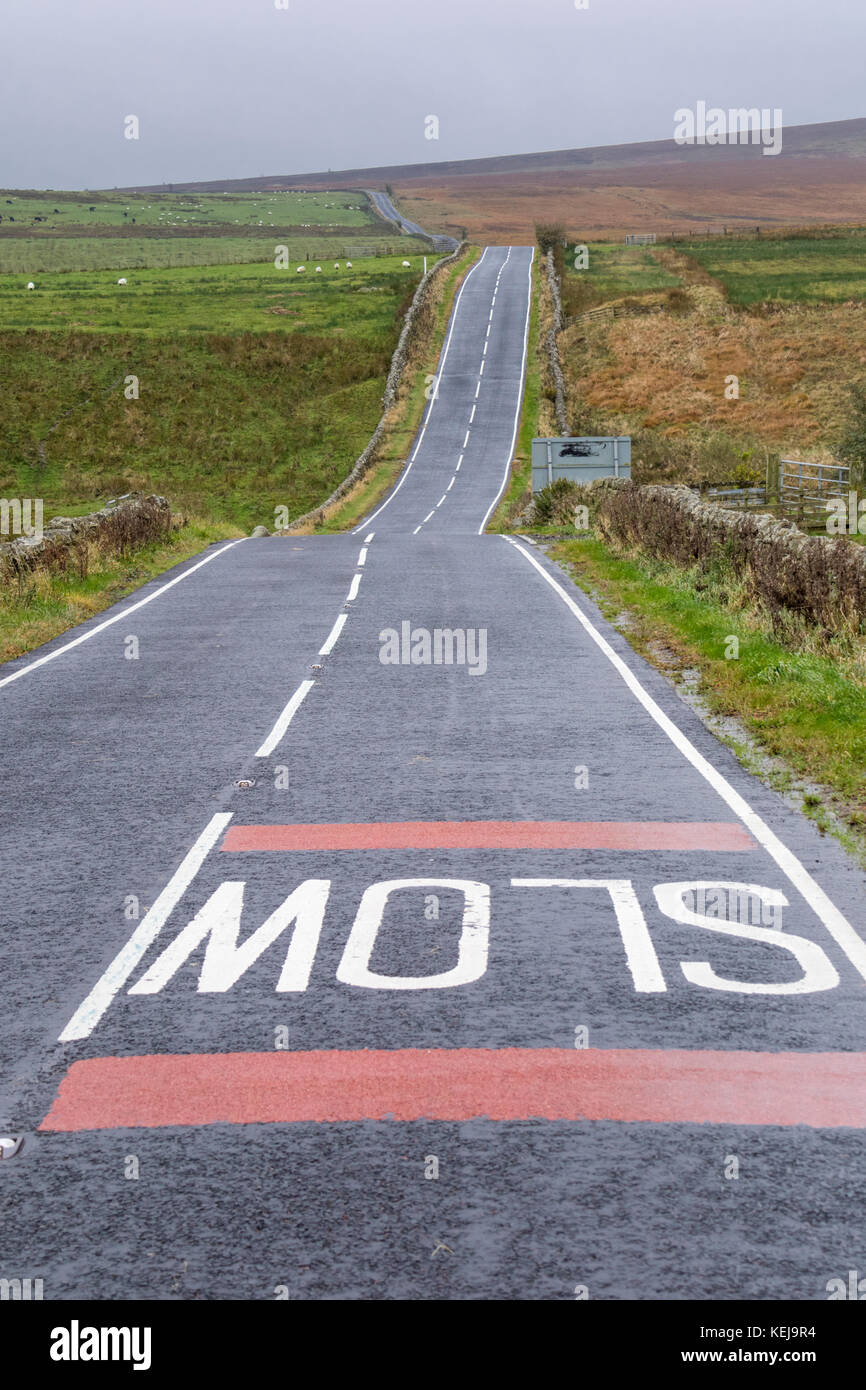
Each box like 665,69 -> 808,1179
255,679 -> 316,757
0,540 -> 245,692
475,381 -> 481,398
436,494 -> 448,507
357,547 -> 368,566
346,573 -> 362,602
353,248 -> 491,531
456,455 -> 463,470
319,612 -> 347,656
463,430 -> 471,447
478,248 -> 534,533
503,536 -> 866,981
446,478 -> 455,491
364,532 -> 375,542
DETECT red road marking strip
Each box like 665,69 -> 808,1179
220,821 -> 756,852
39,1048 -> 866,1131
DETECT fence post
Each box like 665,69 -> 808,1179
766,454 -> 780,504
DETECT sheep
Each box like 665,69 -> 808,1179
402,260 -> 411,267
296,265 -> 305,272
315,266 -> 322,273
117,277 -> 127,285
26,281 -> 35,290
345,261 -> 352,268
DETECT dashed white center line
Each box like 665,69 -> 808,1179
422,509 -> 435,524
483,342 -> 488,355
412,524 -> 422,535
256,679 -> 315,758
456,454 -> 463,470
463,430 -> 471,448
364,532 -> 375,543
479,361 -> 485,374
436,493 -> 448,507
346,573 -> 362,602
486,325 -> 491,337
357,547 -> 368,566
470,404 -> 476,422
475,381 -> 481,398
319,612 -> 348,656
446,477 -> 455,491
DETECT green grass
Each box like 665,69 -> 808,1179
562,242 -> 682,305
553,535 -> 866,851
679,230 -> 866,305
0,189 -> 376,233
0,234 -> 431,275
0,256 -> 428,334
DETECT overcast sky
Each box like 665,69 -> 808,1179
3,0 -> 864,189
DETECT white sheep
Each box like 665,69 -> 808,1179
117,277 -> 127,285
315,266 -> 322,273
346,261 -> 352,268
26,281 -> 35,289
296,265 -> 305,272
402,260 -> 411,267
334,262 -> 340,269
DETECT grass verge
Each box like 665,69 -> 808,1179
0,517 -> 239,668
551,534 -> 866,863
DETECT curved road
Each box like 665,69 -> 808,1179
367,188 -> 459,253
1,245 -> 866,1301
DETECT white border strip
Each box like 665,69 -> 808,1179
0,540 -> 245,692
503,537 -> 866,981
477,248 -> 535,534
58,812 -> 233,1041
352,248 -> 492,532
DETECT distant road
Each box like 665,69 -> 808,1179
366,188 -> 459,253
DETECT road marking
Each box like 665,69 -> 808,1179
219,820 -> 755,852
463,430 -> 471,448
422,509 -> 435,524
483,342 -> 488,355
436,493 -> 448,507
475,381 -> 481,398
57,813 -> 233,1042
364,532 -> 375,542
470,404 -> 477,422
255,678 -> 315,757
318,612 -> 347,656
412,525 -> 422,535
478,248 -> 534,533
479,360 -> 485,375
0,540 -> 245,692
353,249 -> 490,530
446,478 -> 455,491
455,456 -> 463,471
346,573 -> 362,602
40,1047 -> 866,1130
504,537 -> 866,982
357,547 -> 368,566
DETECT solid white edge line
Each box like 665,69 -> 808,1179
0,540 -> 245,692
477,247 -> 535,533
319,611 -> 348,656
502,535 -> 866,982
256,676 -> 316,756
352,249 -> 491,532
58,811 -> 234,1041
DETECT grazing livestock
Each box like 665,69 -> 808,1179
402,260 -> 411,266
334,262 -> 340,269
346,261 -> 352,268
26,282 -> 35,290
296,265 -> 305,272
117,278 -> 127,285
315,266 -> 322,273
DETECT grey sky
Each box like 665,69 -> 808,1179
3,0 -> 864,189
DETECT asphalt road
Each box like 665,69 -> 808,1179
367,188 -> 459,253
2,244 -> 866,1302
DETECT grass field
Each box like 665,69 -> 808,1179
678,230 -> 866,305
0,255 -> 429,333
563,242 -> 682,308
0,234 -> 431,275
0,189 -> 376,233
